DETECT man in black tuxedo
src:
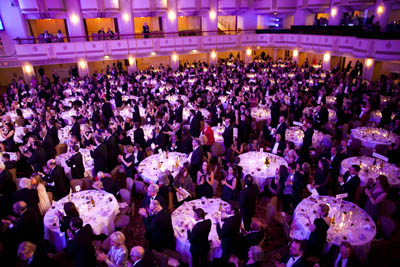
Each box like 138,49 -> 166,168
65,217 -> 97,267
240,175 -> 260,231
70,116 -> 81,142
139,200 -> 175,252
40,127 -> 56,160
132,101 -> 141,123
190,138 -> 204,179
17,241 -> 56,266
274,115 -> 288,142
338,165 -> 361,202
217,203 -> 241,261
323,146 -> 344,177
27,141 -> 47,172
66,145 -> 85,179
44,159 -> 70,200
12,178 -> 39,209
129,246 -> 154,267
301,120 -> 314,159
237,113 -> 251,145
275,239 -> 307,267
0,163 -> 16,217
141,183 -> 166,209
189,109 -> 202,138
152,126 -> 168,152
11,201 -> 43,245
188,208 -> 212,267
132,144 -> 145,167
133,123 -> 147,151
267,133 -> 286,157
90,135 -> 108,175
101,99 -> 114,128
104,128 -> 119,171
222,118 -> 234,150
2,153 -> 17,170
175,100 -> 184,123
238,220 -> 265,259
316,241 -> 360,267
47,119 -> 60,146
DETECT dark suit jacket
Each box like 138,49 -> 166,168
14,207 -> 43,245
141,194 -> 166,210
105,135 -> 119,168
143,208 -> 175,252
70,122 -> 81,141
131,250 -> 154,267
42,133 -> 56,159
280,253 -> 307,267
302,127 -> 314,149
47,165 -> 70,200
65,224 -> 97,267
133,127 -> 146,149
240,184 -> 260,219
27,147 -> 47,172
269,141 -> 286,156
188,219 -> 212,254
339,173 -> 361,202
275,122 -> 288,142
90,143 -> 108,173
217,213 -> 241,255
175,105 -> 183,123
12,188 -> 39,208
189,114 -> 202,138
66,152 -> 85,179
319,246 -> 361,267
48,125 -> 60,145
190,145 -> 204,175
222,125 -> 234,149
101,177 -> 121,197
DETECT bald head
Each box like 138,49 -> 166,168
130,246 -> 145,262
13,201 -> 27,215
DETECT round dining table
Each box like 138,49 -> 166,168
44,190 -> 120,251
290,195 -> 376,260
351,127 -> 398,149
172,198 -> 230,266
251,106 -> 271,121
127,124 -> 155,142
285,126 -> 324,149
340,156 -> 400,186
138,152 -> 187,184
237,151 -> 288,189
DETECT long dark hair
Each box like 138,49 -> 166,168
64,202 -> 79,218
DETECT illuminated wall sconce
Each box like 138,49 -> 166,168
172,53 -> 178,62
151,52 -> 156,56
331,7 -> 337,17
192,49 -> 197,53
122,12 -> 130,22
366,58 -> 373,67
323,52 -> 330,62
377,5 -> 384,15
211,51 -> 217,59
168,10 -> 176,21
128,57 -> 135,65
293,49 -> 299,57
79,60 -> 86,69
70,14 -> 79,25
246,48 -> 252,56
24,65 -> 32,74
104,55 -> 110,60
209,10 -> 217,20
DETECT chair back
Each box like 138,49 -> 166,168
379,216 -> 396,239
81,178 -> 93,190
134,180 -> 147,195
55,144 -> 68,156
119,188 -> 131,205
9,168 -> 17,183
152,249 -> 168,267
70,179 -> 84,193
126,177 -> 134,191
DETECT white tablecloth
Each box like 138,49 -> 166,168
0,152 -> 17,164
165,95 -> 189,105
118,106 -> 146,120
14,126 -> 31,143
127,125 -> 155,142
56,148 -> 94,178
60,109 -> 79,125
285,126 -> 324,149
251,107 -> 271,121
290,196 -> 376,260
138,152 -> 188,184
5,108 -> 34,121
303,107 -> 337,122
237,151 -> 288,189
351,127 -> 398,148
212,125 -> 225,143
172,198 -> 229,266
183,107 -> 210,121
44,190 -> 119,251
340,156 -> 400,186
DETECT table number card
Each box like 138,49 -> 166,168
372,152 -> 388,162
233,127 -> 238,138
293,121 -> 303,127
336,193 -> 348,199
75,185 -> 81,192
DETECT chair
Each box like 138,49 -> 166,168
81,178 -> 93,190
360,147 -> 373,157
162,249 -> 181,267
153,249 -> 180,267
211,142 -> 224,157
134,180 -> 147,195
349,138 -> 362,156
352,120 -> 362,129
380,199 -> 397,217
378,216 -> 396,239
47,191 -> 53,203
119,189 -> 131,205
70,179 -> 83,193
114,215 -> 130,229
375,144 -> 388,156
126,177 -> 134,192
9,168 -> 17,183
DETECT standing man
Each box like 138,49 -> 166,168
240,175 -> 260,231
216,203 -> 241,261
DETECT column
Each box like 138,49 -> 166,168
322,52 -> 331,71
373,1 -> 391,32
273,48 -> 277,61
362,58 -> 374,81
201,1 -> 218,35
161,0 -> 178,38
0,0 -> 30,52
329,6 -> 344,26
243,48 -> 252,64
209,50 -> 217,65
65,0 -> 86,42
22,63 -> 35,83
77,59 -> 89,77
170,53 -> 179,70
127,56 -> 137,73
292,49 -> 299,63
117,0 -> 134,39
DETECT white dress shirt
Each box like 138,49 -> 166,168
286,256 -> 301,267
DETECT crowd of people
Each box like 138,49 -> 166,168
0,54 -> 400,267
37,30 -> 64,43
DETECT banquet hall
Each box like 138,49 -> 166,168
0,0 -> 400,267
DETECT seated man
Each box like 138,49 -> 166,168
275,239 -> 307,267
338,165 -> 361,203
267,133 -> 286,156
315,241 -> 360,267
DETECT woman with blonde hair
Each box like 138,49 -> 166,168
30,173 -> 51,215
97,231 -> 128,267
245,245 -> 264,266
